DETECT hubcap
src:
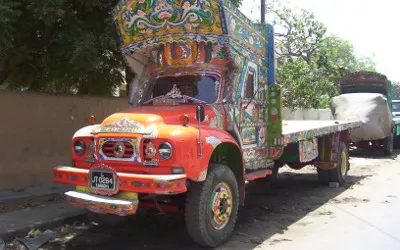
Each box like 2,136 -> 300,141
210,182 -> 233,230
340,151 -> 347,177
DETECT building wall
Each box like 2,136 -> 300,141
282,107 -> 333,120
0,91 -> 333,189
0,91 -> 128,189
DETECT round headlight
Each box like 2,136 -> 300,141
158,142 -> 173,159
74,140 -> 86,155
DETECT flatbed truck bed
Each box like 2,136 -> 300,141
279,120 -> 362,145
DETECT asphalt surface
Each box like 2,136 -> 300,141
5,148 -> 400,250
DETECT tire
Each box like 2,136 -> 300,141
383,134 -> 394,155
185,164 -> 239,248
393,135 -> 400,150
328,142 -> 349,185
317,168 -> 330,185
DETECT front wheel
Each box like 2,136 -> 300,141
185,164 -> 239,248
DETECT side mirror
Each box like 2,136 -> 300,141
196,105 -> 205,122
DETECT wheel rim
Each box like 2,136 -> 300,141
340,151 -> 347,177
210,182 -> 233,230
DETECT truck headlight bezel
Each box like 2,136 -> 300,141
73,140 -> 86,156
158,142 -> 173,160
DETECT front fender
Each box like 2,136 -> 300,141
73,124 -> 101,139
194,128 -> 243,181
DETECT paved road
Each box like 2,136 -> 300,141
6,149 -> 400,250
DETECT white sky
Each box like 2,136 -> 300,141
240,0 -> 400,82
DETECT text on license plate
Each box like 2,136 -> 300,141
90,171 -> 115,190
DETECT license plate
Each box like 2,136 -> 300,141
90,170 -> 115,191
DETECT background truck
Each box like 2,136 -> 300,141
331,71 -> 400,153
393,84 -> 400,147
53,0 -> 361,247
393,100 -> 400,118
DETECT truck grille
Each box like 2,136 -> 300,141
100,139 -> 135,159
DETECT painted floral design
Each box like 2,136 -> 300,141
120,0 -> 216,37
225,9 -> 264,55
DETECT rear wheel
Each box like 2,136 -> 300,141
393,134 -> 400,149
317,168 -> 330,185
185,164 -> 239,248
383,133 -> 394,155
317,142 -> 349,186
328,142 -> 349,185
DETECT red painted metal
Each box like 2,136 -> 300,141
244,168 -> 272,181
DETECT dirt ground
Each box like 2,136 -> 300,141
6,148 -> 400,250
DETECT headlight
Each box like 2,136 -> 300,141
158,142 -> 173,159
73,140 -> 85,155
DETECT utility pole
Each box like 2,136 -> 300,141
261,0 -> 266,24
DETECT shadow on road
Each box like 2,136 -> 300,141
59,168 -> 367,250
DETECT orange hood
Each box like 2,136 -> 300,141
98,105 -> 221,134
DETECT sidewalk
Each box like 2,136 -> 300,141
0,183 -> 86,241
0,183 -> 72,208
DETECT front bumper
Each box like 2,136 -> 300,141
65,190 -> 139,216
53,166 -> 187,195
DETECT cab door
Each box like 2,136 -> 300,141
238,62 -> 268,169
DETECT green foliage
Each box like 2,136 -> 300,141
0,0 -> 125,96
269,2 -> 376,109
0,0 -> 21,55
230,0 -> 243,8
270,3 -> 326,64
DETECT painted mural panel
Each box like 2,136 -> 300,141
222,3 -> 266,56
114,0 -> 224,47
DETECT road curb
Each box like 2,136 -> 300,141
0,204 -> 87,242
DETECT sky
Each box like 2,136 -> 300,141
240,0 -> 400,82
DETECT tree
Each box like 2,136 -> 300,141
230,0 -> 243,7
265,1 -> 376,109
268,2 -> 327,64
278,35 -> 376,109
0,0 -> 125,96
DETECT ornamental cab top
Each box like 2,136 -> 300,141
113,0 -> 270,58
112,0 -> 276,107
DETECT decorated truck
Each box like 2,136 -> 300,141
53,0 -> 361,247
331,71 -> 400,153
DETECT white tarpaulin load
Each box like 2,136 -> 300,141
330,93 -> 393,142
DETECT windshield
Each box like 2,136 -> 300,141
393,102 -> 400,112
143,75 -> 220,104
